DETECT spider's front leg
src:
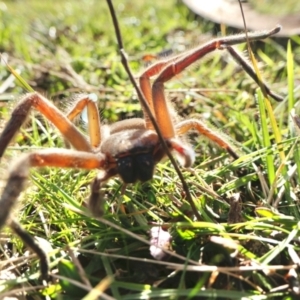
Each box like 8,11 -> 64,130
0,92 -> 98,158
0,149 -> 106,279
140,26 -> 283,164
0,149 -> 106,228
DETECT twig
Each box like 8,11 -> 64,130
105,0 -> 201,220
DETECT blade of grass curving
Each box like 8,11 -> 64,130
238,0 -> 288,198
260,91 -> 291,206
256,89 -> 275,187
1,55 -> 34,92
237,3 -> 284,160
267,138 -> 300,214
258,224 -> 299,265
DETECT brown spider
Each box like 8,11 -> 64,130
0,25 -> 282,280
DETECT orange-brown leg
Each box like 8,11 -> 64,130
153,26 -> 282,137
0,149 -> 108,279
143,26 -> 282,139
109,118 -> 146,134
66,94 -> 102,148
176,119 -> 239,159
139,58 -> 181,131
139,76 -> 155,130
0,92 -> 93,158
0,148 -> 107,228
139,53 -> 188,130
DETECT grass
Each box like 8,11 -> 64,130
1,0 -> 300,299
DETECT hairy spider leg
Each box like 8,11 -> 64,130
0,93 -> 93,157
175,119 -> 239,159
66,94 -> 102,148
0,149 -> 106,228
66,94 -> 150,148
0,149 -> 106,279
139,25 -> 282,141
152,26 -> 282,138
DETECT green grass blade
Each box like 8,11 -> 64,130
256,89 -> 275,186
287,40 -> 295,113
1,56 -> 34,92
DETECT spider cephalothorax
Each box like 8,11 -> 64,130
0,25 -> 282,280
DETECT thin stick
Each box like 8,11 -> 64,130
105,0 -> 201,220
